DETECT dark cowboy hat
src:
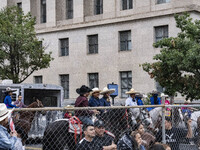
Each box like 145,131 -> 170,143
151,90 -> 160,95
76,85 -> 92,95
135,93 -> 143,98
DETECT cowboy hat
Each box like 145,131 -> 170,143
126,88 -> 139,94
5,87 -> 17,93
184,100 -> 191,103
90,87 -> 101,95
161,93 -> 169,97
135,93 -> 143,98
151,90 -> 160,95
100,87 -> 115,95
76,85 -> 92,95
0,103 -> 14,122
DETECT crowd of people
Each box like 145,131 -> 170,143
75,115 -> 199,150
0,87 -> 28,150
73,85 -> 200,150
0,85 -> 199,150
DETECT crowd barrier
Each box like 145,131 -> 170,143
11,104 -> 200,150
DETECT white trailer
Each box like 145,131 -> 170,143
0,82 -> 64,107
0,82 -> 64,140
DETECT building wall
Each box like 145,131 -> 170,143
1,0 -> 200,101
24,14 -> 179,99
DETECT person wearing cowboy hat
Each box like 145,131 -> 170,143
150,90 -> 161,105
99,87 -> 115,107
146,90 -> 161,111
135,93 -> 144,106
125,88 -> 139,106
4,87 -> 18,108
75,85 -> 99,125
88,87 -> 102,107
0,103 -> 23,149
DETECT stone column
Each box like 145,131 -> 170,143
46,0 -> 56,27
73,0 -> 84,23
22,0 -> 31,15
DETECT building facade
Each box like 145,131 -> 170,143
1,0 -> 200,102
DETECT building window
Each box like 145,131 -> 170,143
88,35 -> 98,54
34,76 -> 43,84
41,0 -> 46,23
155,25 -> 168,42
60,75 -> 69,99
88,73 -> 99,89
17,2 -> 22,9
94,0 -> 103,15
66,0 -> 73,19
120,30 -> 132,51
60,38 -> 69,56
120,71 -> 132,98
122,0 -> 133,10
156,0 -> 170,4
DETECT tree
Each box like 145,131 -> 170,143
142,13 -> 200,100
0,6 -> 53,83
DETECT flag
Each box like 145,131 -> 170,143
9,117 -> 15,132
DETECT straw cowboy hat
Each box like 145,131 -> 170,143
0,103 -> 14,122
90,87 -> 101,95
126,88 -> 139,94
100,87 -> 115,95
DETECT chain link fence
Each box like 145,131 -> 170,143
11,104 -> 200,150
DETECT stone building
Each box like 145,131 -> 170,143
0,0 -> 200,102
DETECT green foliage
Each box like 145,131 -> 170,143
0,6 -> 53,83
142,13 -> 200,100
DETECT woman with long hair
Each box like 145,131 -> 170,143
131,131 -> 146,150
133,123 -> 155,149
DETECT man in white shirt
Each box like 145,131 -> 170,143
125,88 -> 139,106
125,89 -> 140,125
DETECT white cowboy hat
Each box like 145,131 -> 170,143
161,93 -> 169,97
0,103 -> 14,122
184,100 -> 191,103
5,87 -> 16,93
100,87 -> 115,95
125,88 -> 139,94
90,87 -> 101,95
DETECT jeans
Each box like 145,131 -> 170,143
78,116 -> 93,125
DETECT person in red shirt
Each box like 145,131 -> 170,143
75,85 -> 99,125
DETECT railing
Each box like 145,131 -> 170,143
10,105 -> 200,150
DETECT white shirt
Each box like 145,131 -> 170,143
125,97 -> 140,119
125,97 -> 137,106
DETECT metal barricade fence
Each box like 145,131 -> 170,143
11,104 -> 200,150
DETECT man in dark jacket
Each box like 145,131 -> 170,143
75,85 -> 99,125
